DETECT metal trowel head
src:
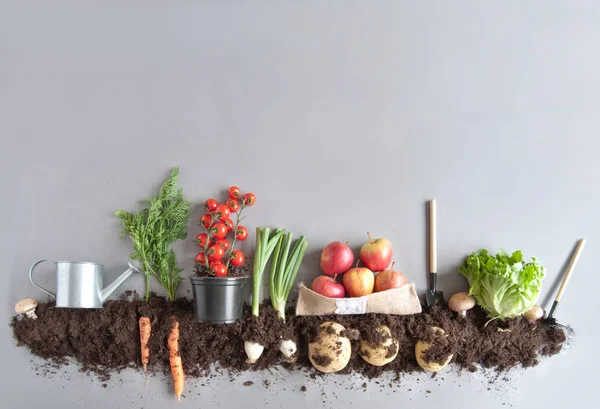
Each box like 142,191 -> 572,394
426,288 -> 444,307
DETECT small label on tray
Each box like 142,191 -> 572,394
335,296 -> 368,314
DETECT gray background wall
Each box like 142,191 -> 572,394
1,1 -> 598,408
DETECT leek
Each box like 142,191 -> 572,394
246,226 -> 286,364
251,227 -> 286,317
270,233 -> 308,322
269,233 -> 308,362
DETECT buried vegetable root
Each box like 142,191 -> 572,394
358,325 -> 399,367
270,232 -> 308,362
168,316 -> 184,402
245,227 -> 286,363
415,326 -> 453,372
139,317 -> 151,379
309,322 -> 352,373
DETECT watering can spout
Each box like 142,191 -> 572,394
100,261 -> 143,303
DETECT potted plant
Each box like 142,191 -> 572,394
190,186 -> 255,323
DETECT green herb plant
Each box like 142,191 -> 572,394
115,167 -> 191,301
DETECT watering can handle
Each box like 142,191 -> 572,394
29,259 -> 57,298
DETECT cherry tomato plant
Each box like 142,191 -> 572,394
195,186 -> 256,277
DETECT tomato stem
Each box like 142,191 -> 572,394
203,213 -> 219,275
225,202 -> 245,273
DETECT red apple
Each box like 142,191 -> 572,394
374,263 -> 407,292
311,275 -> 346,298
342,267 -> 374,297
360,232 -> 393,272
320,241 -> 354,276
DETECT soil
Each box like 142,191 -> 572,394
11,296 -> 566,382
193,262 -> 250,278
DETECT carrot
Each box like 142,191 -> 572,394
139,317 -> 151,378
168,315 -> 184,402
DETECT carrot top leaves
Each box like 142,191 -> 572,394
116,167 -> 191,301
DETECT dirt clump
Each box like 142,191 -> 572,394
11,297 -> 566,381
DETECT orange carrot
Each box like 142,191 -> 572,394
168,315 -> 184,402
139,317 -> 151,377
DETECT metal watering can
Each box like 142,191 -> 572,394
29,260 -> 143,308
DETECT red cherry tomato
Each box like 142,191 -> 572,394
211,222 -> 228,239
211,263 -> 228,277
195,252 -> 207,264
228,186 -> 241,199
199,214 -> 213,229
227,198 -> 239,213
196,233 -> 209,247
230,250 -> 245,267
236,226 -> 248,241
215,238 -> 230,251
204,198 -> 218,213
215,204 -> 230,222
224,218 -> 234,232
207,244 -> 225,260
243,193 -> 256,206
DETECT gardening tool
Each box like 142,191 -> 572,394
426,199 -> 444,306
545,238 -> 586,327
29,260 -> 143,308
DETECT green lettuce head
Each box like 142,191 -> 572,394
459,249 -> 546,318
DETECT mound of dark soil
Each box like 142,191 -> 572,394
11,295 -> 566,381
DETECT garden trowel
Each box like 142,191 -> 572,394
545,238 -> 585,328
426,199 -> 444,307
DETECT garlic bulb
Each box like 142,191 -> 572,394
280,339 -> 297,362
244,341 -> 264,364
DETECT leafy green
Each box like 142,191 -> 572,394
115,167 -> 191,301
459,249 -> 546,318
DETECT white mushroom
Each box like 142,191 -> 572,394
15,298 -> 38,319
448,292 -> 476,317
523,305 -> 544,323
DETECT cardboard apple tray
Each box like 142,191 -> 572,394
295,283 -> 422,316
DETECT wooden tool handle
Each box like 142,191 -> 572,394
429,199 -> 437,273
555,239 -> 586,302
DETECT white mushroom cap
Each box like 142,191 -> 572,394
15,298 -> 38,315
523,305 -> 544,323
448,292 -> 476,314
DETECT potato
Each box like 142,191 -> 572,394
308,322 -> 351,373
415,326 -> 453,372
359,325 -> 399,366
